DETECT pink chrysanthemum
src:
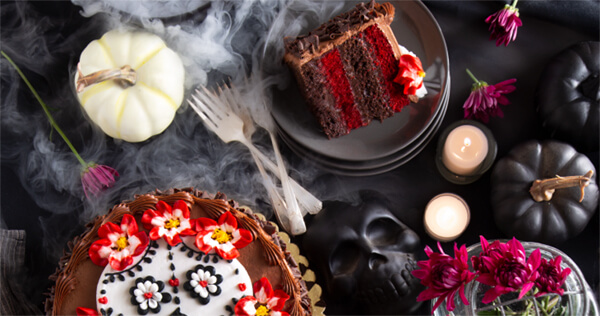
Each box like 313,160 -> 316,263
485,0 -> 522,46
535,256 -> 571,297
81,163 -> 119,198
476,237 -> 541,304
463,69 -> 516,123
412,242 -> 477,313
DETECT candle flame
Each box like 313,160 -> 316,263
460,137 -> 472,153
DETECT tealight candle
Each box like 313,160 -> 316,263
442,124 -> 488,175
424,193 -> 470,242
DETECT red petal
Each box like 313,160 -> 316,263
148,227 -> 162,241
173,200 -> 191,219
97,222 -> 121,239
76,307 -> 100,316
232,228 -> 253,249
254,277 -> 274,303
109,255 -> 132,271
156,200 -> 172,215
267,289 -> 290,311
121,214 -> 138,237
88,239 -> 112,267
219,211 -> 238,230
217,247 -> 240,260
165,234 -> 182,247
194,217 -> 218,232
132,232 -> 150,256
194,233 -> 214,254
142,209 -> 161,230
234,296 -> 257,316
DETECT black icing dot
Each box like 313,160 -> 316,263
173,287 -> 179,294
203,256 -> 210,263
212,256 -> 219,264
136,265 -> 143,272
143,257 -> 152,263
180,245 -> 187,252
167,244 -> 172,250
174,296 -> 180,304
168,252 -> 173,260
118,274 -> 125,281
170,263 -> 176,271
187,250 -> 194,258
195,254 -> 203,261
128,270 -> 135,277
103,279 -> 109,284
234,268 -> 239,275
100,289 -> 106,295
109,275 -> 115,282
149,249 -> 157,255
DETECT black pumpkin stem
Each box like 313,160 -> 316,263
529,170 -> 594,202
76,63 -> 137,92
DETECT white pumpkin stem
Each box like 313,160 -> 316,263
529,170 -> 593,202
76,63 -> 137,92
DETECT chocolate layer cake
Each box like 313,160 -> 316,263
284,1 -> 425,138
45,188 -> 311,316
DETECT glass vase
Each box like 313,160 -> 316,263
432,241 -> 598,316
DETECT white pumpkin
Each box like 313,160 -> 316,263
75,30 -> 185,142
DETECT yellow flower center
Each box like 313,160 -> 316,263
418,70 -> 426,78
164,218 -> 180,229
255,305 -> 270,316
115,236 -> 129,251
211,228 -> 232,244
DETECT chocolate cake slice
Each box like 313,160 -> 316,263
284,1 -> 425,138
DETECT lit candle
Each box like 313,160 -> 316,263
424,193 -> 470,242
442,124 -> 488,175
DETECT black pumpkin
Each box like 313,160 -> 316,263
491,140 -> 598,244
536,41 -> 599,152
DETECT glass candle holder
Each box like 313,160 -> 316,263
435,120 -> 497,185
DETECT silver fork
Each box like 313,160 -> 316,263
188,86 -> 311,235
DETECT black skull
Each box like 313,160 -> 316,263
303,192 -> 423,315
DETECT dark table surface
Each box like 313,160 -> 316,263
1,0 -> 598,315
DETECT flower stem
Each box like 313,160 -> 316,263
511,0 -> 519,9
1,51 -> 88,168
466,68 -> 480,84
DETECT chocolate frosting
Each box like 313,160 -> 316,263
284,1 -> 394,58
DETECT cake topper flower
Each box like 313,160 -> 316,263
394,54 -> 426,96
141,200 -> 196,247
411,242 -> 476,313
88,214 -> 149,271
413,236 -> 571,314
193,211 -> 253,260
235,277 -> 290,316
485,0 -> 522,46
463,69 -> 516,123
1,51 -> 119,199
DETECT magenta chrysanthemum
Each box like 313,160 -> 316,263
463,69 -> 516,123
535,256 -> 571,297
485,0 -> 522,46
412,242 -> 477,313
475,237 -> 541,304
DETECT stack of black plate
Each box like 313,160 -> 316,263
271,0 -> 450,176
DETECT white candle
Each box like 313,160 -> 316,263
442,124 -> 488,175
424,193 -> 470,242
